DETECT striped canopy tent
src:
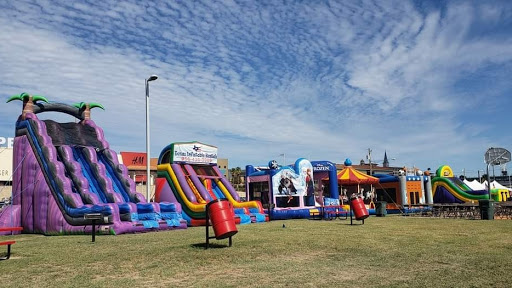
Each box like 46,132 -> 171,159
337,159 -> 379,191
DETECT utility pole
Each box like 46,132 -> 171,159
279,153 -> 286,166
367,148 -> 374,194
367,148 -> 372,176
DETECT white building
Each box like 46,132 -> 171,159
0,145 -> 14,201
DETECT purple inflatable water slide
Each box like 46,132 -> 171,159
0,94 -> 187,235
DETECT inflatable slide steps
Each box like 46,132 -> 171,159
129,203 -> 185,229
247,207 -> 268,222
159,202 -> 187,227
233,208 -> 252,224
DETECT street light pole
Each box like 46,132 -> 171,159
145,74 -> 158,202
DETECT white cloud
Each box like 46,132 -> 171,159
0,0 -> 511,176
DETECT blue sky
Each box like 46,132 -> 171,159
1,0 -> 511,177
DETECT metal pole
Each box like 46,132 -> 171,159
144,75 -> 158,202
145,79 -> 150,202
91,220 -> 96,242
368,149 -> 373,193
487,164 -> 491,200
368,148 -> 372,176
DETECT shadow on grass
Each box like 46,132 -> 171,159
191,243 -> 232,249
344,223 -> 365,226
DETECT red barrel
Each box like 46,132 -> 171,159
207,199 -> 238,240
351,197 -> 369,220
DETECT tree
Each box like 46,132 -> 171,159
230,167 -> 242,185
73,102 -> 105,120
6,92 -> 48,119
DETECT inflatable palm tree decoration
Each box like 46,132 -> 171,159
73,102 -> 105,120
6,92 -> 49,119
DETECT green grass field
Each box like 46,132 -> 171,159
1,216 -> 512,288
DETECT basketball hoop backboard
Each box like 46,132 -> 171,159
484,147 -> 511,165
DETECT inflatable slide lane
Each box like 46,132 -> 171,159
432,165 -> 489,203
4,95 -> 186,234
155,142 -> 268,226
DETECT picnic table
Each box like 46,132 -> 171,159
321,205 -> 349,220
0,226 -> 23,260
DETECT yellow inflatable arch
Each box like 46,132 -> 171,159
436,165 -> 454,178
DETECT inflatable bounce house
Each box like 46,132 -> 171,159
482,180 -> 511,201
0,93 -> 186,235
376,164 -> 510,207
431,165 -> 508,203
154,141 -> 267,226
245,159 -> 339,220
373,166 -> 433,212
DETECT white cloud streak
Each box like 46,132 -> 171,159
0,0 -> 511,176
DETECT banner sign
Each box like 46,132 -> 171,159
313,162 -> 332,172
0,137 -> 14,148
120,152 -> 147,167
271,159 -> 314,198
172,142 -> 218,164
0,148 -> 13,181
